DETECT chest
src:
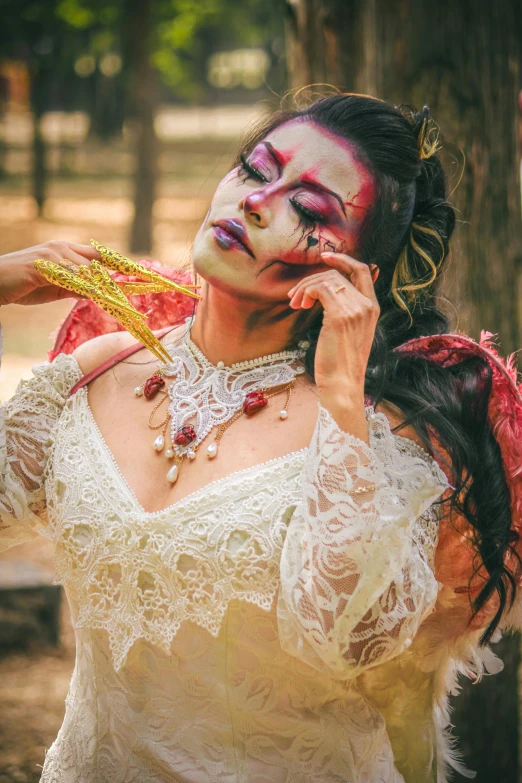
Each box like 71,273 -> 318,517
83,361 -> 320,514
46,395 -> 307,669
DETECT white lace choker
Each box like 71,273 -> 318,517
134,317 -> 310,483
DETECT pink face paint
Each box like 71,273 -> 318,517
345,177 -> 375,213
227,118 -> 376,278
263,141 -> 299,168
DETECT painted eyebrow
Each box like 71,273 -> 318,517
295,177 -> 347,217
261,141 -> 284,174
261,141 -> 346,217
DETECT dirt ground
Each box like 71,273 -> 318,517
0,134 -> 233,779
0,541 -> 75,782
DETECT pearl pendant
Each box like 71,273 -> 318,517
165,447 -> 174,459
134,386 -> 144,396
206,443 -> 218,459
153,434 -> 165,452
166,464 -> 179,483
187,450 -> 196,460
279,410 -> 288,419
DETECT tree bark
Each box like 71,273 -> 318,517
29,67 -> 48,216
285,0 -> 522,353
123,0 -> 158,255
285,1 -> 522,780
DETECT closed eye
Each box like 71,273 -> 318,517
239,154 -> 268,183
239,154 -> 325,226
290,198 -> 325,226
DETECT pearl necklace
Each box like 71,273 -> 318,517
134,317 -> 309,484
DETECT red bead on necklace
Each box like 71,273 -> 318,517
143,373 -> 166,400
173,425 -> 197,446
242,390 -> 268,416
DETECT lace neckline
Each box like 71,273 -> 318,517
64,353 -> 443,516
77,386 -> 309,518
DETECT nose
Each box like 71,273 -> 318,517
239,192 -> 270,228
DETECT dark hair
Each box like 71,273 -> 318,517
232,93 -> 519,645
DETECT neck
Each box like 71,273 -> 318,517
188,281 -> 314,367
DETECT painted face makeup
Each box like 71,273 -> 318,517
192,118 -> 375,296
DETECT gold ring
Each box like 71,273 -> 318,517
335,285 -> 346,294
58,259 -> 80,272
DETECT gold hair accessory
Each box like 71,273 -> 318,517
391,222 -> 445,324
417,106 -> 441,161
34,239 -> 202,364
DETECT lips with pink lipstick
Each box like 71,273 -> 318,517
212,219 -> 255,258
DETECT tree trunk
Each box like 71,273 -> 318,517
285,1 -> 522,780
29,68 -> 48,216
285,0 -> 522,352
123,0 -> 158,255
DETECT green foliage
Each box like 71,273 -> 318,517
0,0 -> 284,101
55,0 -> 96,29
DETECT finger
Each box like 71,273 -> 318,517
320,252 -> 379,303
287,269 -> 340,297
33,249 -> 92,283
290,277 -> 355,310
65,242 -> 102,260
16,285 -> 83,306
60,249 -> 95,268
288,271 -> 357,307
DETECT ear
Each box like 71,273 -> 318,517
370,264 -> 379,284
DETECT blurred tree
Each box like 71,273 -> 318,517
0,0 -> 285,249
123,0 -> 157,254
285,0 -> 522,352
285,1 -> 522,781
0,0 -> 73,213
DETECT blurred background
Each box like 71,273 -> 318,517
0,1 -> 521,781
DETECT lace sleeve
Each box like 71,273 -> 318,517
277,400 -> 450,680
0,350 -> 82,552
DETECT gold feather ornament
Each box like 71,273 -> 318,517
34,239 -> 202,363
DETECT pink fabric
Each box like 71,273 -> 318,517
394,330 -> 522,543
49,260 -> 199,361
395,330 -> 522,632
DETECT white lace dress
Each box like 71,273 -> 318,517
1,350 -> 465,783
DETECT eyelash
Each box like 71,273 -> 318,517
239,154 -> 325,227
289,199 -> 325,226
239,154 -> 268,183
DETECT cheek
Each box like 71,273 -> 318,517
279,223 -> 358,266
210,168 -> 244,204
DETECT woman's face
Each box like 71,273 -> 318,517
192,119 -> 375,302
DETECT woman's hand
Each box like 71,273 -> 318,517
0,241 -> 100,306
287,252 -> 380,434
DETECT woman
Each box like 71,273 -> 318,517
0,94 -> 521,783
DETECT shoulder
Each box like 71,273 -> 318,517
374,399 -> 434,456
72,330 -> 137,376
374,398 -> 455,488
72,323 -> 184,376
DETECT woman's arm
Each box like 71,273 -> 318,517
281,251 -> 448,677
0,241 -> 97,550
277,399 -> 449,679
0,240 -> 99,306
0,353 -> 83,551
